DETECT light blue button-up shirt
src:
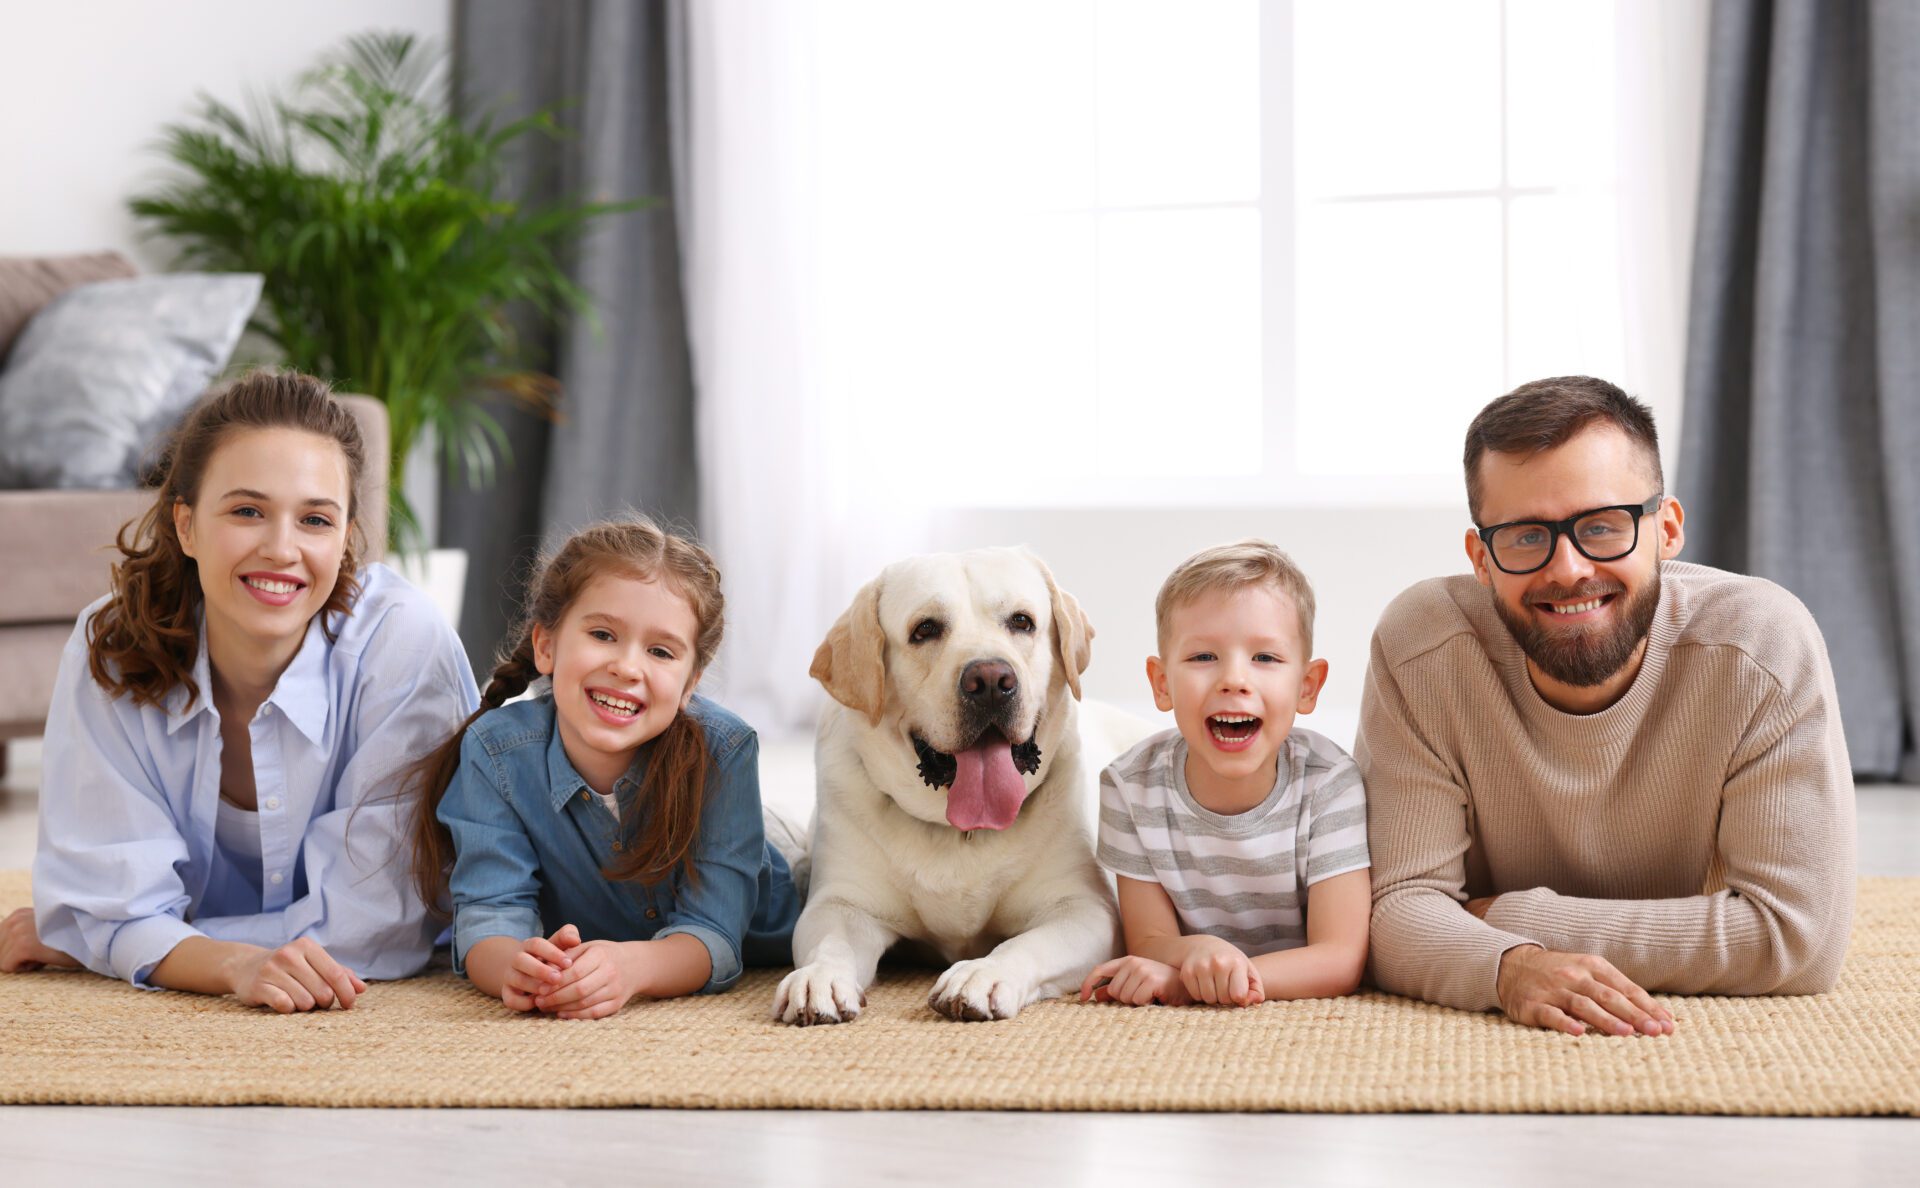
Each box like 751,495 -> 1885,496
438,693 -> 800,993
33,563 -> 479,987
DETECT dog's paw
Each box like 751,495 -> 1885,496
928,958 -> 1032,1022
773,962 -> 867,1026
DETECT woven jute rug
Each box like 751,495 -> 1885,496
2,871 -> 1915,1113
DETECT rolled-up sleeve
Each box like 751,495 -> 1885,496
193,596 -> 478,979
655,732 -> 764,993
34,624 -> 201,988
439,733 -> 544,975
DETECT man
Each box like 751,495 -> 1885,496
1357,376 -> 1855,1036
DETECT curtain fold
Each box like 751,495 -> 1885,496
443,0 -> 698,676
1680,0 -> 1920,780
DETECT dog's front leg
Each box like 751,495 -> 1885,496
928,893 -> 1120,1022
772,895 -> 901,1026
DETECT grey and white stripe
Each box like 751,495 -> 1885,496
1097,726 -> 1370,956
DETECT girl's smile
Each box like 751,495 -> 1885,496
533,571 -> 702,796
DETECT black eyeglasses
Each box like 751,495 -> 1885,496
1475,494 -> 1664,575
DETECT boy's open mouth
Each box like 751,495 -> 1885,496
1207,714 -> 1262,745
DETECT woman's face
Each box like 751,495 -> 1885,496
173,427 -> 353,656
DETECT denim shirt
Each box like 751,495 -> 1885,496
437,693 -> 800,993
33,564 -> 480,987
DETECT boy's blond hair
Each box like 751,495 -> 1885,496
1154,539 -> 1316,657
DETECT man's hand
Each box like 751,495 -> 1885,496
0,907 -> 79,972
1177,935 -> 1265,1007
1080,955 -> 1192,1006
1496,944 -> 1674,1036
1464,896 -> 1496,920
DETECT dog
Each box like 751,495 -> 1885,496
772,547 -> 1122,1024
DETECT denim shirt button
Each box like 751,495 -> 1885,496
645,907 -> 658,920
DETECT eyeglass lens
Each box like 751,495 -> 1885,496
1490,508 -> 1639,572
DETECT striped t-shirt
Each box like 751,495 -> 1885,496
1097,726 -> 1371,955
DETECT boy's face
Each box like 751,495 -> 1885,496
1147,584 -> 1328,803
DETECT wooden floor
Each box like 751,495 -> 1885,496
3,738 -> 1917,1186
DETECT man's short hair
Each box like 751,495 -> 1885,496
1155,539 -> 1316,657
1463,375 -> 1664,523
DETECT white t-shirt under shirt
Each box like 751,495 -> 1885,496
1097,726 -> 1371,956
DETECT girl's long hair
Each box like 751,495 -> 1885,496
407,514 -> 727,915
86,371 -> 366,710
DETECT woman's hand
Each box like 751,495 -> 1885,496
532,939 -> 644,1020
224,937 -> 366,1013
1080,954 -> 1191,1006
499,924 -> 581,1012
0,907 -> 79,972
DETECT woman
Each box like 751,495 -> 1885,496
0,371 -> 478,1011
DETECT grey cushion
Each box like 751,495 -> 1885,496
0,273 -> 262,489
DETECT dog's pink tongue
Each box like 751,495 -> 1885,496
946,735 -> 1029,831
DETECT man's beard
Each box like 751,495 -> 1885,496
1492,565 -> 1662,689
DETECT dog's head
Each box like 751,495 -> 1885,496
811,547 -> 1093,832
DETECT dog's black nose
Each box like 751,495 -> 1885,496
959,659 -> 1018,706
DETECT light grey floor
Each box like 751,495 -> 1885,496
3,737 -> 1917,1185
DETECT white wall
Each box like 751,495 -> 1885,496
0,0 -> 450,268
929,505 -> 1470,750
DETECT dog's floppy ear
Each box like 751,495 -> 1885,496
811,577 -> 887,724
1040,561 -> 1094,701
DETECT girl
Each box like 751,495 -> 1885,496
4,371 -> 479,1011
409,516 -> 801,1019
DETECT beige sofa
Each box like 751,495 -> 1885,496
0,254 -> 387,754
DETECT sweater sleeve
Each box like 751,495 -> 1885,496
1356,631 -> 1541,1011
1482,662 -> 1857,995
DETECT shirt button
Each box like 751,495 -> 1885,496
645,908 -> 658,920
269,872 -> 284,885
264,798 -> 281,811
579,791 -> 590,803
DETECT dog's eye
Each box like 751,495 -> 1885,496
910,618 -> 945,644
1006,612 -> 1035,634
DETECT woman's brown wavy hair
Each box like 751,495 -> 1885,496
407,514 -> 727,915
86,370 -> 367,710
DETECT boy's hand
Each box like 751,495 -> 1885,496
1080,955 -> 1191,1006
533,939 -> 642,1020
1178,935 -> 1265,1006
500,924 -> 581,1013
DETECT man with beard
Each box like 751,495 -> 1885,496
1357,376 -> 1854,1036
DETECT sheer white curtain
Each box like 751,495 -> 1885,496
671,0 -> 927,737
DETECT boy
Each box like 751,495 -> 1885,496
1082,540 -> 1370,1007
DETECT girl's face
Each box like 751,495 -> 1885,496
533,571 -> 703,780
173,428 -> 352,655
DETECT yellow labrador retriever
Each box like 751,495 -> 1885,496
773,548 -> 1121,1024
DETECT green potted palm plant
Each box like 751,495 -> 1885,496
130,31 -> 645,550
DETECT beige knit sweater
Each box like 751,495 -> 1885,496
1356,561 -> 1856,1012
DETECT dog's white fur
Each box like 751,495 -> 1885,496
773,548 -> 1123,1024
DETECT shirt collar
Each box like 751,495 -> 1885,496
543,710 -> 643,813
162,611 -> 331,744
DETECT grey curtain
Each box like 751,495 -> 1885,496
441,0 -> 698,676
1680,0 -> 1920,781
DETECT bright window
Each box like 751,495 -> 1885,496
812,0 -> 1636,506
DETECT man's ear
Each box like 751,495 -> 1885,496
1657,495 -> 1686,560
531,622 -> 556,676
1464,528 -> 1493,587
811,577 -> 887,724
1040,558 -> 1093,701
